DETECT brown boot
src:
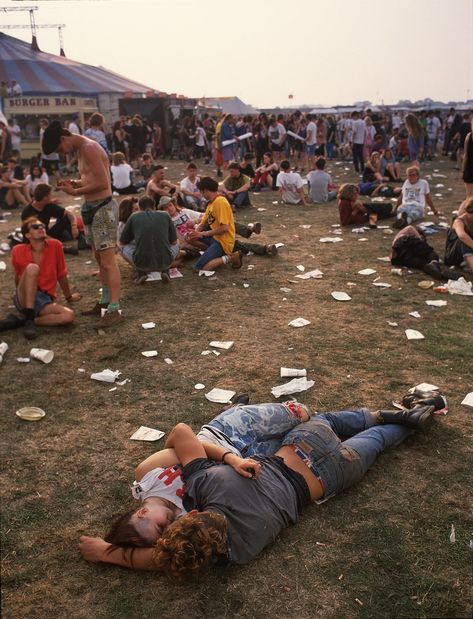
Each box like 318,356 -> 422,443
229,251 -> 243,269
82,302 -> 107,316
96,310 -> 123,329
265,244 -> 278,257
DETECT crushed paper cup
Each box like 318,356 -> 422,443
405,329 -> 425,340
90,369 -> 121,383
288,317 -> 310,328
142,350 -> 158,358
0,341 -> 8,361
281,367 -> 307,378
358,268 -> 376,276
205,388 -> 236,404
30,348 -> 54,364
130,426 -> 165,441
199,270 -> 215,277
271,377 -> 315,398
461,392 -> 473,408
209,341 -> 234,350
194,383 -> 205,390
16,406 -> 45,421
331,291 -> 351,302
142,322 -> 156,329
425,300 -> 447,307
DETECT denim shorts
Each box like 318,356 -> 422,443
306,144 -> 316,156
13,290 -> 53,317
193,237 -> 225,271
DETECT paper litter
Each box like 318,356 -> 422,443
257,208 -> 267,212
201,350 -> 212,355
280,287 -> 292,293
377,257 -> 391,262
194,383 -> 205,390
461,392 -> 473,408
281,367 -> 307,377
17,357 -> 30,363
425,300 -> 447,307
319,237 -> 343,243
373,282 -> 391,288
387,321 -> 398,327
0,261 -> 6,271
146,268 -> 183,281
243,283 -> 250,288
130,426 -> 165,441
331,291 -> 351,301
205,388 -> 236,403
142,322 -> 156,329
274,243 -> 285,248
409,311 -> 421,318
300,225 -> 312,229
199,270 -> 216,277
271,376 -> 315,398
358,268 -> 376,276
409,383 -> 439,393
288,317 -> 311,328
141,350 -> 158,357
210,341 -> 234,350
90,369 -> 121,383
352,227 -> 370,234
212,350 -> 221,356
296,265 -> 305,272
358,238 -> 368,242
405,329 -> 425,340
444,277 -> 473,296
164,358 -> 173,365
450,525 -> 456,543
296,269 -> 324,280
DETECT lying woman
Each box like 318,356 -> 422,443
79,399 -> 309,559
80,395 -> 441,577
338,183 -> 395,228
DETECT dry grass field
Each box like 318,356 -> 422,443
1,154 -> 472,619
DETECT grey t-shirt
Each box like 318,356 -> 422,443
182,457 -> 302,565
308,170 -> 332,203
120,210 -> 177,271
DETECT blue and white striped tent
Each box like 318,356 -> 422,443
0,32 -> 153,96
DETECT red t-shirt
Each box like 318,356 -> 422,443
11,238 -> 67,299
338,199 -> 367,227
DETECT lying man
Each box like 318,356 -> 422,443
0,217 -> 81,339
79,391 -> 445,574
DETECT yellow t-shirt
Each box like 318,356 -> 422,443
201,195 -> 235,255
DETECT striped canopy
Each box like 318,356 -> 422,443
0,32 -> 154,96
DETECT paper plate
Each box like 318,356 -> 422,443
418,280 -> 434,289
16,407 -> 46,421
331,291 -> 351,302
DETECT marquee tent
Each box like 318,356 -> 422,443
0,32 -> 153,96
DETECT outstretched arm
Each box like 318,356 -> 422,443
79,536 -> 157,570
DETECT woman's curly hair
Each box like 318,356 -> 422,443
337,183 -> 359,201
152,511 -> 228,580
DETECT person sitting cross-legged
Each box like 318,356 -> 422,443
119,195 -> 181,285
393,166 -> 439,229
0,217 -> 80,339
220,163 -> 252,209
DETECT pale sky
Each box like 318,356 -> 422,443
2,0 -> 473,107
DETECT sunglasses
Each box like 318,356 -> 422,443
30,223 -> 45,230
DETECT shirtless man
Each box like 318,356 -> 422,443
41,120 -> 122,329
146,165 -> 180,205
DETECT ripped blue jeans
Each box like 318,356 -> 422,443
281,409 -> 411,501
197,402 -> 309,458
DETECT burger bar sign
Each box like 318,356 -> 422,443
8,96 -> 97,108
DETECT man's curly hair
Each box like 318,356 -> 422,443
152,511 -> 228,579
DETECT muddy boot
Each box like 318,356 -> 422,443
422,260 -> 447,281
378,405 -> 435,432
82,302 -> 107,316
401,392 -> 447,412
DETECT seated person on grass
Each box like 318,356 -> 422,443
380,148 -> 401,181
393,166 -> 439,229
362,151 -> 390,184
252,152 -> 278,191
111,152 -> 138,195
139,153 -> 155,182
146,165 -> 180,205
276,160 -> 308,206
79,394 -> 444,575
0,165 -> 29,209
179,162 -> 206,211
337,183 -> 395,228
119,195 -> 181,285
21,183 -> 82,253
0,217 -> 80,339
239,152 -> 255,179
307,156 -> 337,203
220,163 -> 252,209
187,176 -> 243,271
444,198 -> 473,272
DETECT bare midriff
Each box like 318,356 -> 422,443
275,446 -> 324,502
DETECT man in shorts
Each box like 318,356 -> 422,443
41,120 -> 122,329
0,217 -> 80,339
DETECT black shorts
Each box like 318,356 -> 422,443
43,160 -> 59,175
270,143 -> 283,152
